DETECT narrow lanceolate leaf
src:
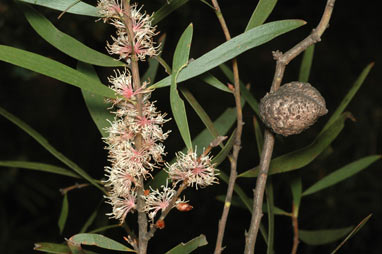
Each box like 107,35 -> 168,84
331,214 -> 372,254
152,19 -> 306,89
239,112 -> 351,178
266,180 -> 275,254
245,0 -> 278,31
0,161 -> 80,178
180,87 -> 220,138
80,208 -> 99,233
68,233 -> 135,252
302,155 -> 381,196
0,107 -> 104,192
299,227 -> 353,246
19,0 -> 99,17
170,23 -> 193,151
0,45 -> 115,98
253,116 -> 264,157
152,0 -> 189,25
219,64 -> 260,117
298,44 -> 315,82
290,177 -> 302,215
22,5 -> 124,67
142,34 -> 166,84
200,73 -> 232,93
165,234 -> 208,254
212,129 -> 236,166
321,63 -> 374,133
58,193 -> 69,234
77,62 -> 114,138
34,242 -> 72,253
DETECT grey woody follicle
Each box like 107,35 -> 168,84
259,82 -> 328,136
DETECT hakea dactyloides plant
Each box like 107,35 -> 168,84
97,0 -> 219,249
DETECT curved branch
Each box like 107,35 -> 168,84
244,1 -> 336,253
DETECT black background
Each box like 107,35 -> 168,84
0,0 -> 381,253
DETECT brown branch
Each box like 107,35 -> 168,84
59,183 -> 89,194
291,205 -> 299,254
122,1 -> 147,253
244,1 -> 336,253
210,1 -> 243,253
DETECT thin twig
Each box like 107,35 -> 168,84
244,1 -> 336,253
210,1 -> 243,253
59,183 -> 89,194
291,205 -> 299,254
122,1 -> 147,253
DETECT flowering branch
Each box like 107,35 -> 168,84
244,1 -> 336,253
210,1 -> 243,253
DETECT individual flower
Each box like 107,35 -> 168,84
166,150 -> 219,189
142,182 -> 185,221
97,0 -> 124,21
105,189 -> 137,223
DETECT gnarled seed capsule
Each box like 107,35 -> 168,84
259,82 -> 328,136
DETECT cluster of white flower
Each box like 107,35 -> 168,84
98,0 -> 218,225
98,0 -> 159,61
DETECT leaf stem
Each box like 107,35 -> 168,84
244,1 -> 337,253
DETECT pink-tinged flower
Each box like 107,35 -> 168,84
108,69 -> 148,100
166,150 -> 219,189
97,0 -> 124,21
143,183 -> 180,221
105,190 -> 136,223
107,33 -> 160,61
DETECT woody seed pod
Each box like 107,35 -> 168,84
259,82 -> 328,136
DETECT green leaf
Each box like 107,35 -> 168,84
22,5 -> 124,67
245,0 -> 278,31
253,116 -> 264,157
0,45 -> 115,98
152,19 -> 306,89
34,242 -> 72,254
331,214 -> 372,254
77,62 -> 113,138
80,206 -> 100,233
170,23 -> 193,151
211,129 -> 236,166
0,161 -> 80,178
142,35 -> 166,84
321,63 -> 374,133
68,233 -> 135,252
239,113 -> 351,178
89,224 -> 121,234
266,180 -> 275,254
19,0 -> 99,17
200,73 -> 232,93
219,64 -> 260,117
302,155 -> 381,196
58,193 -> 69,234
152,0 -> 189,25
299,227 -> 353,246
298,45 -> 315,82
165,234 -> 208,254
0,106 -> 104,192
290,177 -> 302,216
180,87 -> 220,139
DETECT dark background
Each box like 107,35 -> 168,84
0,0 -> 381,253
